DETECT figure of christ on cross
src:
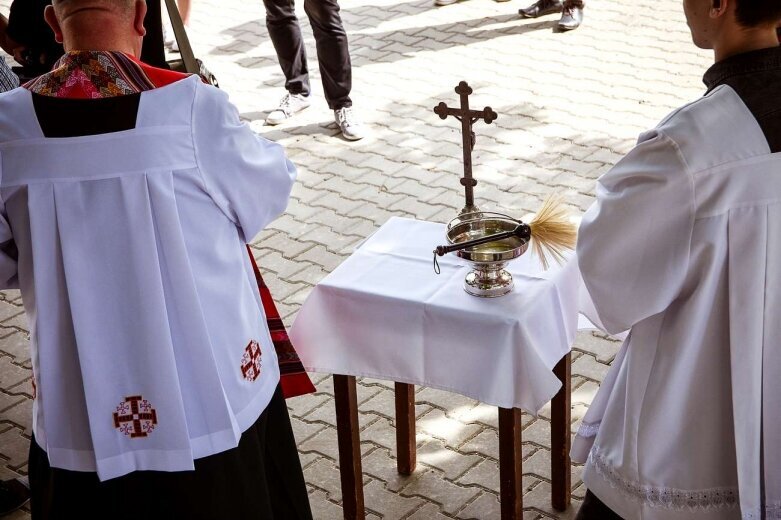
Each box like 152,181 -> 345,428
434,81 -> 498,216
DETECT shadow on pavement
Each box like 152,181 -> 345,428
210,11 -> 553,66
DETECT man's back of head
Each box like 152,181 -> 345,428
44,0 -> 147,56
685,0 -> 781,62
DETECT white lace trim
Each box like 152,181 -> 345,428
588,448 -> 739,511
576,420 -> 600,438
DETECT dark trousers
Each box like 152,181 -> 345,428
29,385 -> 313,520
263,0 -> 352,109
575,490 -> 624,520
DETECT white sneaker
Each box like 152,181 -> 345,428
266,93 -> 311,125
435,0 -> 458,6
334,107 -> 366,141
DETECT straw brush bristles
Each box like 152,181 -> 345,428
528,195 -> 578,270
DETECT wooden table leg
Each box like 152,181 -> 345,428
551,353 -> 572,511
394,382 -> 416,475
334,375 -> 365,520
498,407 -> 523,520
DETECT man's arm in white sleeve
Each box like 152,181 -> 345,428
577,130 -> 695,335
192,83 -> 297,242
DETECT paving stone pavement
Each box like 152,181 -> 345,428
0,0 -> 712,517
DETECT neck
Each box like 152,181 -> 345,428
713,26 -> 779,62
61,14 -> 141,58
64,41 -> 137,56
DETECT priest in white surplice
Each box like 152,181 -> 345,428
573,1 -> 781,520
0,1 -> 313,518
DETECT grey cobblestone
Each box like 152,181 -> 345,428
0,358 -> 29,390
305,458 -> 350,503
460,430 -> 500,461
253,232 -> 316,259
401,469 -> 481,515
364,478 -> 426,519
0,428 -> 29,469
573,330 -> 622,364
0,332 -> 30,365
0,393 -> 24,415
408,502 -> 454,520
1,399 -> 32,436
362,416 -> 408,454
417,409 -> 484,449
571,354 -> 611,383
0,314 -> 28,332
297,245 -> 350,272
309,488 -> 356,520
0,301 -> 23,323
457,459 -> 500,492
417,440 -> 483,481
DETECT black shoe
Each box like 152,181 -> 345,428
557,5 -> 583,30
519,0 -> 563,18
0,479 -> 30,516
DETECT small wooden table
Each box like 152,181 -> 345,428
289,219 -> 582,518
333,353 -> 572,520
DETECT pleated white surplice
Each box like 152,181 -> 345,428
0,76 -> 296,480
574,85 -> 781,520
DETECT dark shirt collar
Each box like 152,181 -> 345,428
703,45 -> 781,92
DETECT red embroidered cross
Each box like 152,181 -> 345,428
113,396 -> 158,438
240,340 -> 262,382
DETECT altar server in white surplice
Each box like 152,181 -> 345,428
573,1 -> 781,520
0,1 -> 314,518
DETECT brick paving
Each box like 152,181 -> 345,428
0,0 -> 711,517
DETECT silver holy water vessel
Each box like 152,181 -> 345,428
445,212 -> 528,298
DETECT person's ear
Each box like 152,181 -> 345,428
710,0 -> 728,18
43,5 -> 64,44
134,0 -> 147,37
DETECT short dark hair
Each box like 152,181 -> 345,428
735,0 -> 781,27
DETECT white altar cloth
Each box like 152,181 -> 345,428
290,217 -> 581,412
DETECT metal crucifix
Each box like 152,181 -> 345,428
434,81 -> 498,216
